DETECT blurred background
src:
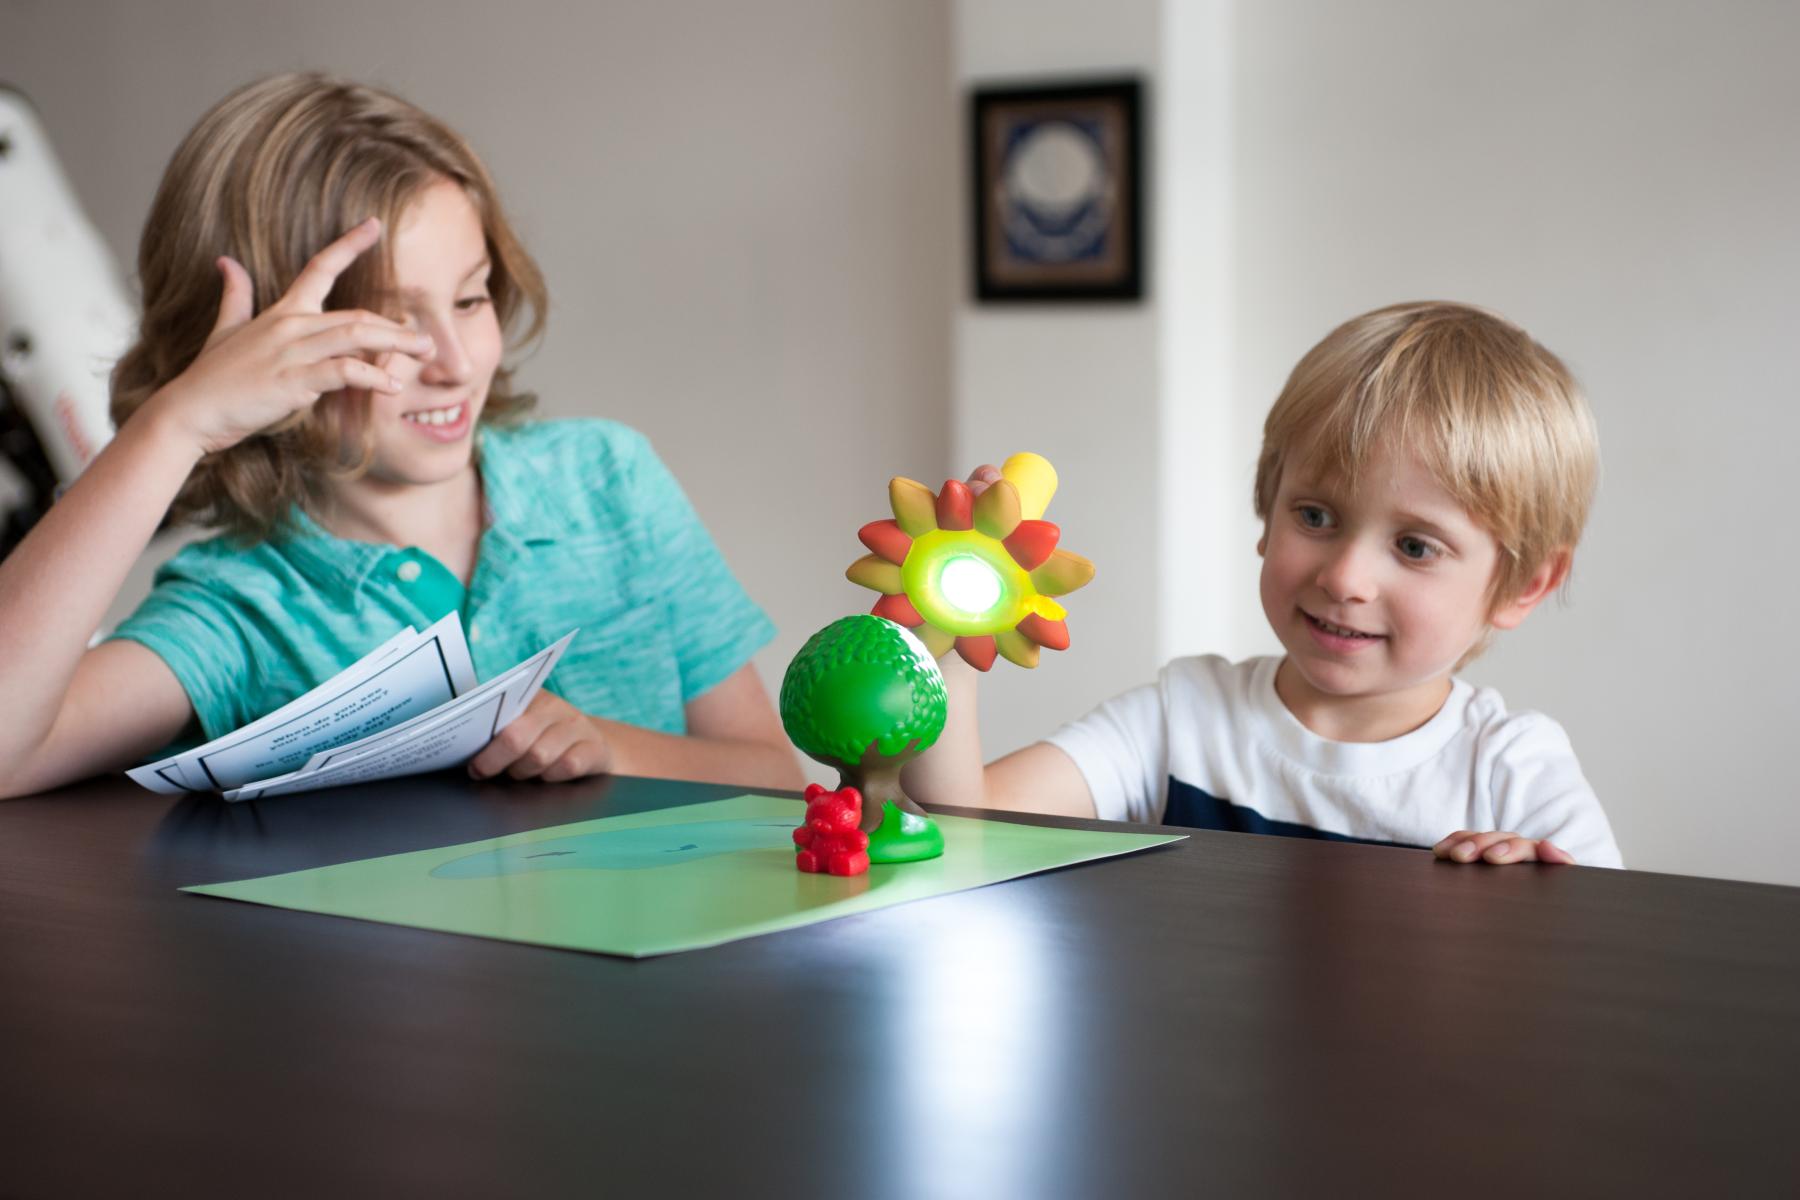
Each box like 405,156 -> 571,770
3,0 -> 1796,884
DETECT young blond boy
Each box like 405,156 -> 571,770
907,301 -> 1622,868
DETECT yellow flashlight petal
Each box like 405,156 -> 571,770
914,622 -> 955,657
1029,549 -> 1095,597
890,477 -> 939,536
846,554 -> 904,594
1024,594 -> 1067,621
1000,453 -> 1058,521
994,628 -> 1041,668
973,479 -> 1022,539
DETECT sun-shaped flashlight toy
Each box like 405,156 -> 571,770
845,453 -> 1095,671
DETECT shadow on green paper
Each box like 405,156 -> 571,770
430,818 -> 800,877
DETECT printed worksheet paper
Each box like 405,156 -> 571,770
125,616 -> 573,800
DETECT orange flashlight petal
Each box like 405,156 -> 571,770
1016,613 -> 1070,651
935,479 -> 974,530
872,592 -> 925,627
858,519 -> 913,566
954,635 -> 998,671
1002,520 -> 1060,570
994,627 -> 1041,668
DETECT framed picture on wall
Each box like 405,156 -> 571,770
970,78 -> 1143,302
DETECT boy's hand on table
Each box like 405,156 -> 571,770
1434,830 -> 1576,866
469,692 -> 612,783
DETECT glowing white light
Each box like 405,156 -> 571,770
940,556 -> 1002,615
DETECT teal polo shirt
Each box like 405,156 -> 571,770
111,419 -> 775,742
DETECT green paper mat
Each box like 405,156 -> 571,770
184,794 -> 1182,957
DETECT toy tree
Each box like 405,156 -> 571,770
779,614 -> 947,864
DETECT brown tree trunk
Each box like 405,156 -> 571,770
836,740 -> 929,834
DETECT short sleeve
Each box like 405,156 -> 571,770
1044,680 -> 1170,824
623,436 -> 776,702
107,579 -> 256,741
1486,713 -> 1623,868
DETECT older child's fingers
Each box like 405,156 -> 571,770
469,723 -> 534,779
538,756 -> 584,784
1433,830 -> 1477,854
290,320 -> 434,365
297,357 -> 400,397
206,256 -> 256,344
505,721 -> 585,781
469,702 -> 561,779
280,217 -> 383,313
540,740 -> 609,784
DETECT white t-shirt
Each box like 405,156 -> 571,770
1046,655 -> 1623,868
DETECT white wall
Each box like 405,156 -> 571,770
1156,0 -> 1251,667
1231,0 -> 1800,884
951,0 -> 1255,763
2,0 -> 954,703
952,0 -> 1169,761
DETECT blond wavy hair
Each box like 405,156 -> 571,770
112,72 -> 547,540
1253,301 -> 1599,613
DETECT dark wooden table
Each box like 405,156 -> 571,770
2,773 -> 1796,1198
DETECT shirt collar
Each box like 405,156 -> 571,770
1253,655 -> 1471,776
276,505 -> 390,599
272,424 -> 561,601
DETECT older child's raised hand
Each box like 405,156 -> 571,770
468,692 -> 614,783
146,217 -> 435,456
1434,830 -> 1577,865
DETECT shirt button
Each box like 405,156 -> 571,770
470,625 -> 483,644
396,560 -> 423,583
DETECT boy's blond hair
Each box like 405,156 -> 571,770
1253,301 -> 1598,612
112,72 -> 548,541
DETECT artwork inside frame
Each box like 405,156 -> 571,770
971,78 -> 1144,302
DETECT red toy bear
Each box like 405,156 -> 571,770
794,783 -> 871,876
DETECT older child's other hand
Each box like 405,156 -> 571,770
1434,830 -> 1576,865
468,692 -> 613,783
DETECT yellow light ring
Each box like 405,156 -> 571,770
900,530 -> 1031,637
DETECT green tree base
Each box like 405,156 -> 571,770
866,801 -> 945,864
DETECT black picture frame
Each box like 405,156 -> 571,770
970,78 -> 1144,302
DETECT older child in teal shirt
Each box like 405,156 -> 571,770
0,73 -> 801,798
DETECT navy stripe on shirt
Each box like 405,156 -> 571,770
1163,777 -> 1425,850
